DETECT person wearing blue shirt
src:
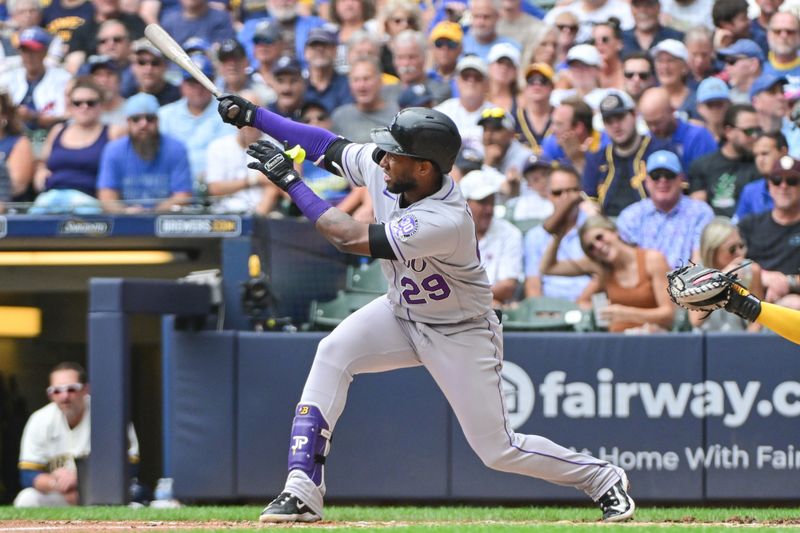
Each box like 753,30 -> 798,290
160,0 -> 236,48
302,25 -> 353,113
762,12 -> 800,98
734,131 -> 788,221
541,97 -> 609,173
621,0 -> 684,56
460,0 -> 520,62
639,87 -> 718,172
97,93 -> 193,212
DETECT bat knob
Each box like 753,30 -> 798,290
227,104 -> 240,119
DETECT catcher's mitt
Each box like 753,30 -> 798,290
666,264 -> 733,311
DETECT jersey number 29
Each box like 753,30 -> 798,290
401,274 -> 451,304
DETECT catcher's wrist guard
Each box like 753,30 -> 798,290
725,283 -> 761,322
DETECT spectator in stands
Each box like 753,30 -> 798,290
711,0 -> 755,49
434,55 -> 494,148
265,56 -> 306,120
98,93 -> 193,212
514,62 -> 554,154
0,92 -> 36,203
34,77 -> 111,200
621,0 -> 684,56
616,150 -> 715,268
583,91 -> 672,216
690,217 -> 764,331
541,214 -> 675,332
524,165 -> 591,302
650,39 -> 697,119
14,362 -> 139,508
459,169 -> 523,308
83,55 -> 127,127
592,18 -> 625,90
158,54 -> 234,181
552,44 -> 607,110
329,0 -> 374,73
750,0 -> 781,55
621,52 -> 656,103
520,26 -> 558,72
718,39 -> 764,104
497,0 -> 545,52
1,0 -> 65,73
91,21 -> 138,98
41,0 -> 94,52
303,25 -> 353,113
427,21 -> 463,96
544,0 -> 633,44
508,154 -> 554,222
376,0 -> 420,77
391,30 -> 451,106
126,38 -> 181,105
696,77 -> 731,143
551,11 -> 579,66
216,38 -> 274,106
478,107 -> 534,194
638,87 -> 718,172
65,0 -> 145,73
331,57 -> 398,143
249,20 -> 283,93
739,155 -> 800,309
161,0 -> 236,49
462,0 -> 519,62
485,42 -> 519,113
541,96 -> 606,174
750,73 -> 790,138
684,26 -> 717,84
660,0 -> 714,34
735,131 -> 787,221
0,27 -> 71,132
689,103 -> 760,217
763,12 -> 800,97
346,30 -> 400,85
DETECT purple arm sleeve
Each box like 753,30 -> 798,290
253,107 -> 339,162
286,180 -> 333,224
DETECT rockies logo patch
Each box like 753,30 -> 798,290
391,214 -> 419,242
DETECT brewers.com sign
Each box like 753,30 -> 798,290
155,215 -> 241,237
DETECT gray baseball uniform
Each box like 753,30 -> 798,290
281,142 -> 624,517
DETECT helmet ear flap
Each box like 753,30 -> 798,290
371,148 -> 386,165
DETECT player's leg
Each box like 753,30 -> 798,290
415,314 -> 633,521
261,295 -> 420,523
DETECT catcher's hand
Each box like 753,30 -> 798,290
666,263 -> 761,321
246,140 -> 300,191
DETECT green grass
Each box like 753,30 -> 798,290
1,505 -> 800,531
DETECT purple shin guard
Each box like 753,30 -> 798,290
288,404 -> 331,487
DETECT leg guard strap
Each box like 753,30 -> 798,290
287,404 -> 331,487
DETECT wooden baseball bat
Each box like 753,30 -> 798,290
144,24 -> 222,98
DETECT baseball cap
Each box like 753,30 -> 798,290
18,27 -> 52,51
81,54 -> 118,75
456,54 -> 488,77
599,90 -> 635,118
182,37 -> 210,54
487,42 -> 520,67
429,21 -> 463,44
524,62 -> 554,82
696,77 -> 730,103
749,72 -> 786,100
650,39 -> 688,62
455,141 -> 483,173
218,38 -> 246,61
182,53 -> 215,81
253,19 -> 282,44
399,83 -> 434,108
459,169 -> 502,200
478,106 -> 515,130
717,39 -> 765,62
271,55 -> 303,76
307,24 -> 338,46
522,154 -> 554,175
132,38 -> 164,58
124,92 -> 160,117
771,155 -> 800,178
566,44 -> 601,67
646,150 -> 682,175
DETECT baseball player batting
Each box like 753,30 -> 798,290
217,94 -> 635,523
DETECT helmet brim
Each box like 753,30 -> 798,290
370,127 -> 405,155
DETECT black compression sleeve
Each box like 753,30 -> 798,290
368,224 -> 397,260
323,138 -> 351,175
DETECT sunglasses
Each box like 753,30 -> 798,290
726,242 -> 746,255
550,187 -> 579,197
129,113 -> 157,123
770,27 -> 799,36
650,170 -> 678,181
723,55 -> 748,66
434,38 -> 459,49
390,16 -> 414,25
47,383 -> 84,395
740,126 -> 762,137
768,175 -> 800,186
556,24 -> 578,33
585,232 -> 607,252
526,75 -> 552,86
624,71 -> 651,80
590,36 -> 613,45
136,58 -> 164,67
71,99 -> 100,108
98,35 -> 126,45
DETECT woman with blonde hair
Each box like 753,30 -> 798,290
689,218 -> 764,332
377,0 -> 421,76
541,208 -> 675,332
519,25 -> 559,82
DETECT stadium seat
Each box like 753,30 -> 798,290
501,297 -> 586,331
345,260 -> 388,294
308,291 -> 379,329
510,218 -> 545,234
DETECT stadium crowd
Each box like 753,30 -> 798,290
0,0 -> 799,332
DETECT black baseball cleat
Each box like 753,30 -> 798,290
597,473 -> 635,522
258,492 -> 321,523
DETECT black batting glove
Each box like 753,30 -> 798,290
724,281 -> 762,322
246,140 -> 300,191
217,94 -> 257,128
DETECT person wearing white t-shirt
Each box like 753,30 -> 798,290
544,0 -> 634,43
14,362 -> 139,508
434,55 -> 496,148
